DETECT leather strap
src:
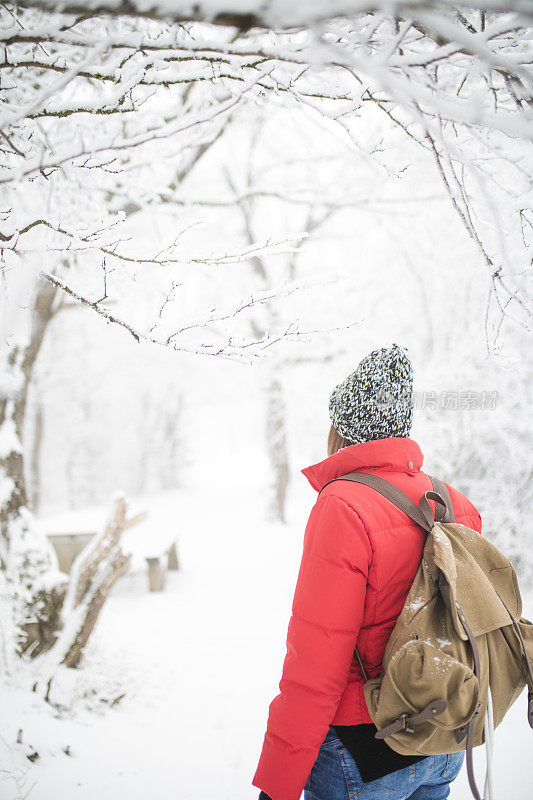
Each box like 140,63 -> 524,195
428,475 -> 455,522
438,572 -> 483,800
495,591 -> 533,729
459,614 -> 482,800
318,471 -> 434,532
374,699 -> 448,740
419,490 -> 448,530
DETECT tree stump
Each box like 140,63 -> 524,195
167,541 -> 179,571
146,557 -> 166,592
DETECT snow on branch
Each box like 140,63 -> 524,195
13,1 -> 533,29
2,0 -> 531,344
2,6 -> 530,172
40,266 -> 351,363
0,68 -> 269,185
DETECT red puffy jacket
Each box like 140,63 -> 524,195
252,437 -> 482,800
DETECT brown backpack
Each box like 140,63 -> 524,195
328,471 -> 533,800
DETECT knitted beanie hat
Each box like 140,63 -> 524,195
328,343 -> 413,445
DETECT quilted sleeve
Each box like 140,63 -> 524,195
252,494 -> 373,800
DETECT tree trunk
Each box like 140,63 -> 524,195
265,366 -> 290,524
159,394 -> 183,490
29,401 -> 44,513
0,277 -> 67,657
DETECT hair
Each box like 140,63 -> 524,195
327,424 -> 357,457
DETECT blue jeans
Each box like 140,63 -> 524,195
304,726 -> 465,799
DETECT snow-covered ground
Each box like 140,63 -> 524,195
2,480 -> 532,800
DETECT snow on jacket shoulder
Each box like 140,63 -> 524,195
252,437 -> 482,800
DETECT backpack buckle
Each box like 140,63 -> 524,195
399,713 -> 415,734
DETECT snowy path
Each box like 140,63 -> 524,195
2,483 -> 532,799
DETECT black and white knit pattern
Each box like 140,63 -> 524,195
328,343 -> 414,444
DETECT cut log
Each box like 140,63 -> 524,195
167,541 -> 179,571
146,557 -> 165,592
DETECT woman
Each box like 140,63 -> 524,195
252,344 -> 482,800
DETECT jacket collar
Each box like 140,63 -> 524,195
301,437 -> 424,492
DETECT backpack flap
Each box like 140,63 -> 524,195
428,522 -> 515,639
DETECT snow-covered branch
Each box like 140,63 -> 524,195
1,0 -> 531,354
14,1 -> 533,29
40,268 -> 351,363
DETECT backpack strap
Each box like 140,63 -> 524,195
375,698 -> 448,740
428,475 -> 455,522
495,591 -> 533,729
318,471 -> 445,533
